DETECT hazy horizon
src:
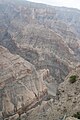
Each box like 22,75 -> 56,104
27,0 -> 80,10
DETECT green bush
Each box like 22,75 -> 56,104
16,118 -> 21,120
69,75 -> 77,83
73,112 -> 80,119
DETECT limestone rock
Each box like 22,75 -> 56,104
0,0 -> 80,85
0,46 -> 47,118
0,0 -> 80,120
26,68 -> 80,120
66,117 -> 79,120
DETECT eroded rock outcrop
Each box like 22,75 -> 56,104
0,0 -> 80,120
0,45 -> 48,119
26,67 -> 80,120
0,0 -> 80,88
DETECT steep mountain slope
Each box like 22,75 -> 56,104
0,45 -> 48,119
0,0 -> 80,84
27,67 -> 80,120
0,0 -> 80,120
1,58 -> 80,120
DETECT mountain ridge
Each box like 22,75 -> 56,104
0,0 -> 80,119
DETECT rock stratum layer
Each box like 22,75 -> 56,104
0,0 -> 80,84
0,45 -> 48,119
0,0 -> 80,120
26,67 -> 80,120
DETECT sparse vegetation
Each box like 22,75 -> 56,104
73,112 -> 80,119
16,118 -> 20,120
69,75 -> 77,83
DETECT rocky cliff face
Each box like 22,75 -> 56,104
26,67 -> 80,120
0,0 -> 80,120
0,0 -> 80,66
0,0 -> 80,84
0,46 -> 48,119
